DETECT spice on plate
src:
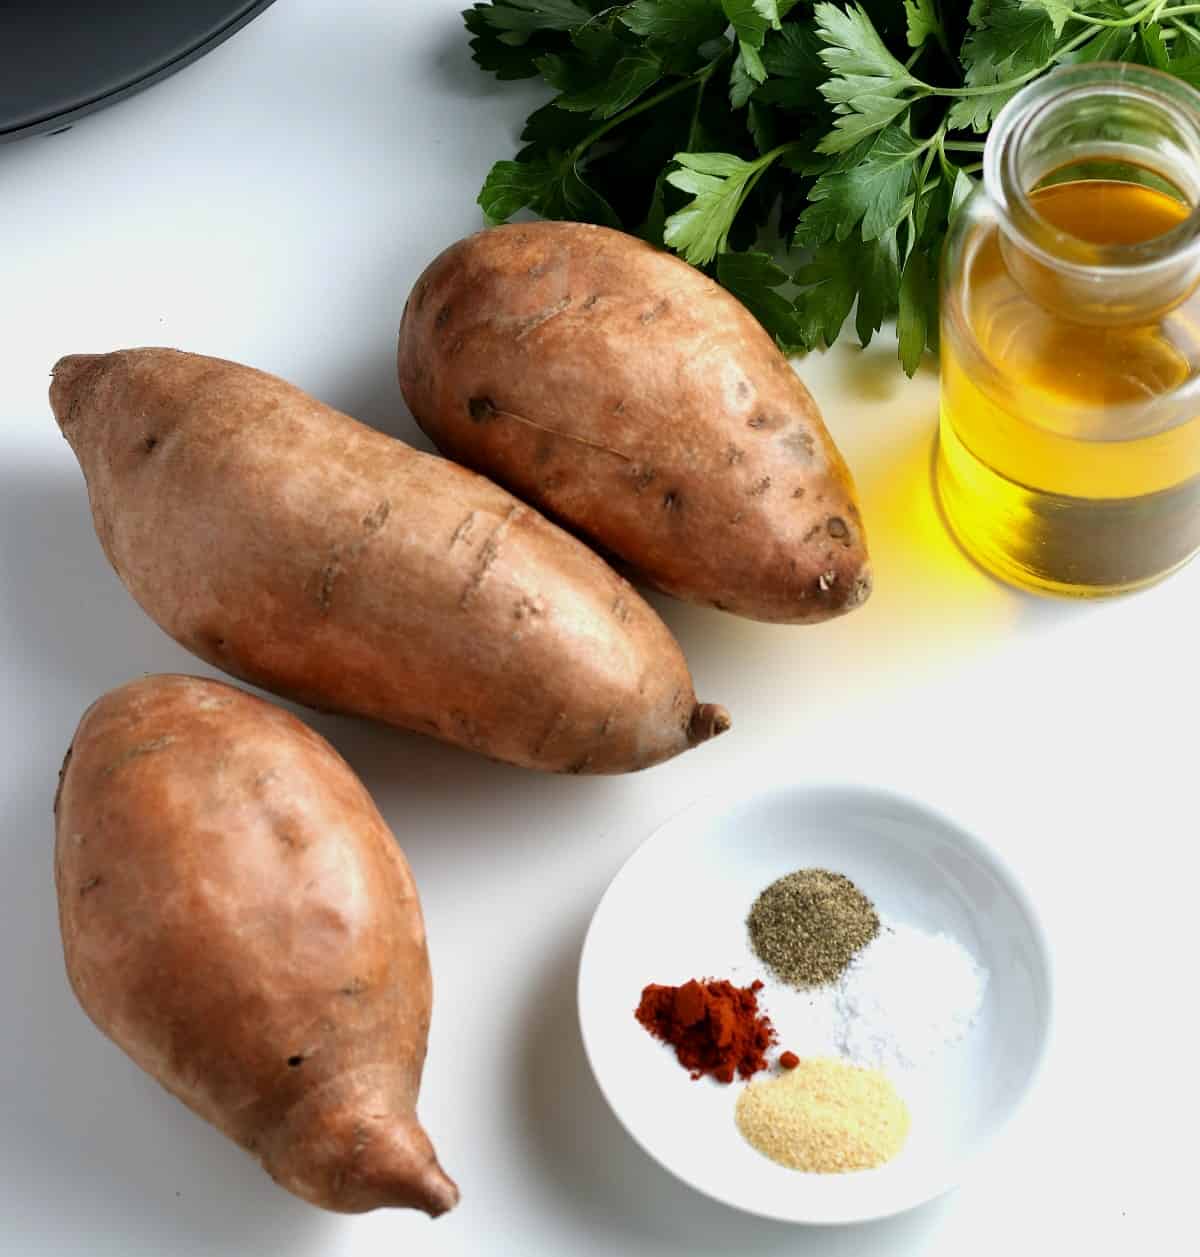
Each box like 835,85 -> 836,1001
834,923 -> 988,1071
635,978 -> 775,1083
747,868 -> 879,988
735,1056 -> 910,1173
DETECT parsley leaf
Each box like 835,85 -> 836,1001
1061,24 -> 1136,65
796,126 -> 925,246
621,0 -> 729,46
1017,0 -> 1076,37
664,151 -> 776,265
949,0 -> 1059,132
1140,24 -> 1170,72
814,2 -> 923,152
855,229 -> 901,345
473,0 -> 592,38
895,161 -> 957,373
722,1 -> 784,85
478,159 -> 551,222
518,101 -> 595,150
536,23 -> 624,99
949,167 -> 976,220
479,155 -> 620,227
1168,51 -> 1200,91
639,170 -> 670,244
897,244 -> 937,375
904,0 -> 945,50
554,47 -> 665,118
793,239 -> 859,350
793,232 -> 900,350
716,251 -> 807,350
617,1 -> 731,75
467,0 -> 1200,374
815,4 -> 919,84
723,0 -> 786,44
748,99 -> 778,152
730,50 -> 761,107
464,5 -> 562,79
756,22 -> 826,111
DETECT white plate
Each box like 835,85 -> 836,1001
577,784 -> 1053,1225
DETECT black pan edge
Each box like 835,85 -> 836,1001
1,1 -> 279,143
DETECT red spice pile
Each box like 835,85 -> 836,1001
635,978 -> 776,1083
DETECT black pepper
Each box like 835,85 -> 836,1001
747,868 -> 879,988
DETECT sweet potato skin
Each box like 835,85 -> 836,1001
54,674 -> 458,1216
398,222 -> 871,624
50,348 -> 727,774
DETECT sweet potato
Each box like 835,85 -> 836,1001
54,674 -> 457,1216
397,222 -> 871,624
50,349 -> 728,774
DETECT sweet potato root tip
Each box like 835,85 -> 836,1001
689,703 -> 732,746
411,1155 -> 460,1218
335,1118 -> 459,1217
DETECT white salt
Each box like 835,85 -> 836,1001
833,922 -> 987,1071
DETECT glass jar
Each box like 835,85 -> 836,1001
937,62 -> 1200,597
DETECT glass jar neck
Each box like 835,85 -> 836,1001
984,62 -> 1200,325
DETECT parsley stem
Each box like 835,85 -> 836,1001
686,56 -> 725,152
1058,0 -> 1165,26
575,5 -> 630,32
570,56 -> 727,164
918,131 -> 943,188
1175,16 -> 1200,44
934,27 -> 1095,97
716,142 -> 806,257
901,125 -> 945,249
928,7 -> 1194,103
943,141 -> 985,153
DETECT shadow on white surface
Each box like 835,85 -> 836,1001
320,337 -> 436,449
0,746 -> 336,1254
310,707 -> 618,860
0,462 -> 330,1250
0,458 -> 520,1252
428,5 -> 551,130
514,915 -> 957,1254
825,340 -> 918,406
0,464 -> 198,689
647,363 -> 1091,733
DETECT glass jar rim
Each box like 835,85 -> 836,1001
984,61 -> 1200,276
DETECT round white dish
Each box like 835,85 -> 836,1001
577,784 -> 1053,1225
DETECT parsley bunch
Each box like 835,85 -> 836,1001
464,1 -> 1200,374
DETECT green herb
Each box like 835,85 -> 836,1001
463,1 -> 1200,375
747,868 -> 879,988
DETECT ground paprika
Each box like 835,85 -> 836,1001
635,978 -> 776,1083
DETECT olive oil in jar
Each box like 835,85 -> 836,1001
937,65 -> 1200,597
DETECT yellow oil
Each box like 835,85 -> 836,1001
938,179 -> 1200,596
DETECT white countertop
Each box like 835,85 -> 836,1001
0,2 -> 1187,1252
